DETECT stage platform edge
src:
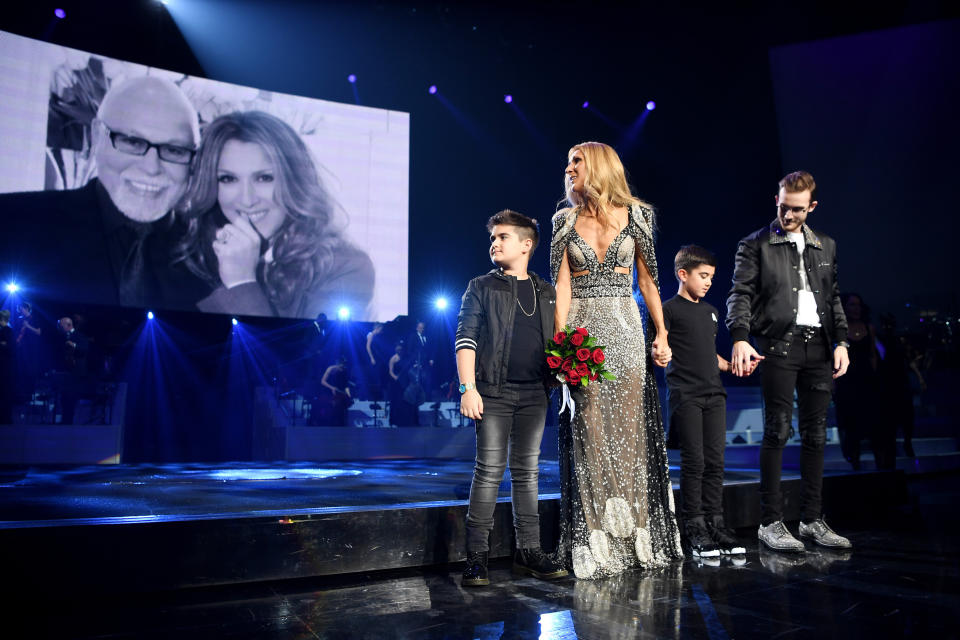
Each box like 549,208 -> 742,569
3,470 -> 908,594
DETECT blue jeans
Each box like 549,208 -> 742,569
465,382 -> 549,552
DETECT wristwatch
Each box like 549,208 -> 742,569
834,340 -> 851,349
458,382 -> 476,394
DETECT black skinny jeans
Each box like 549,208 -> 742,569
759,334 -> 833,525
671,393 -> 727,523
465,382 -> 549,553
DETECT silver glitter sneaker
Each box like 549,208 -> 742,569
758,520 -> 805,553
798,519 -> 852,549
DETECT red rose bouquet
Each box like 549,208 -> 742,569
545,326 -> 615,387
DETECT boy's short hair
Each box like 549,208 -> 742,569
674,244 -> 717,281
779,170 -> 817,201
486,209 -> 540,254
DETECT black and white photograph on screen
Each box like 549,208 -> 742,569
0,31 -> 409,321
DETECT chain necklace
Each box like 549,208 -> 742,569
516,277 -> 537,317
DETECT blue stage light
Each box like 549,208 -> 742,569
582,101 -> 589,108
646,100 -> 656,111
4,282 -> 18,293
147,311 -> 154,320
428,85 -> 438,95
435,297 -> 448,310
504,94 -> 513,104
347,74 -> 357,84
54,8 -> 66,18
337,306 -> 350,320
231,317 -> 238,326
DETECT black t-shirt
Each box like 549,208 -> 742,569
506,277 -> 544,383
663,296 -> 726,399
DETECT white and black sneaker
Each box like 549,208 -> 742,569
684,517 -> 721,558
707,515 -> 746,555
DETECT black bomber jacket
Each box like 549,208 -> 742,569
454,268 -> 556,397
726,220 -> 848,358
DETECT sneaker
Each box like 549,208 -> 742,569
462,551 -> 489,587
707,515 -> 746,555
512,547 -> 568,580
758,520 -> 805,553
684,518 -> 721,558
798,519 -> 852,549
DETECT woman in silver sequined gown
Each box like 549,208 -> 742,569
551,142 -> 683,579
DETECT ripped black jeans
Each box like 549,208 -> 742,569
759,334 -> 833,525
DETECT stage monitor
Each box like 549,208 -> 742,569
0,30 -> 408,321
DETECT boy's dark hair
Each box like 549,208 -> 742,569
486,209 -> 540,254
779,170 -> 817,201
674,244 -> 717,281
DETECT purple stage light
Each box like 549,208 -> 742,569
646,100 -> 656,111
428,85 -> 438,95
347,74 -> 357,84
504,94 -> 513,104
582,101 -> 589,109
54,8 -> 66,18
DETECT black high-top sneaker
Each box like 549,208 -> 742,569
462,551 -> 489,587
512,547 -> 568,580
684,517 -> 720,558
707,515 -> 746,555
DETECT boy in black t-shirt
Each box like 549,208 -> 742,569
663,245 -> 748,558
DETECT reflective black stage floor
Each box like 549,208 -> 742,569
19,473 -> 960,639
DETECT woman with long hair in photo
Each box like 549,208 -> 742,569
174,111 -> 375,319
551,141 -> 682,579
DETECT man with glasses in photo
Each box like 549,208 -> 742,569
726,170 -> 853,554
0,75 -> 209,310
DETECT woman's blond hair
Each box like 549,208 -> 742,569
563,141 -> 650,230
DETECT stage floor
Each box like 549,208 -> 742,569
0,459 -> 789,525
18,472 -> 960,639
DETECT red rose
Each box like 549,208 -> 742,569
561,357 -> 574,372
575,362 -> 589,377
591,348 -> 605,364
575,327 -> 589,337
570,332 -> 585,346
553,331 -> 567,345
568,373 -> 581,386
576,348 -> 591,362
546,355 -> 562,369
588,370 -> 600,381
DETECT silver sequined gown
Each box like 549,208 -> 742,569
550,204 -> 683,579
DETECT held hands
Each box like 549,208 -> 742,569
213,215 -> 262,289
731,341 -> 764,377
833,345 -> 850,379
460,389 -> 483,420
651,333 -> 672,368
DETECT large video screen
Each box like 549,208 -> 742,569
0,31 -> 408,321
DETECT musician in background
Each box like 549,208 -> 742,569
0,310 -> 15,423
13,302 -> 42,402
55,317 -> 89,424
319,357 -> 354,426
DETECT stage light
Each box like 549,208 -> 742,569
428,85 -> 438,95
504,94 -> 513,104
54,8 -> 66,19
435,297 -> 448,310
4,282 -> 18,293
147,311 -> 154,320
231,318 -> 238,326
646,100 -> 656,111
347,74 -> 357,84
337,306 -> 350,320
582,101 -> 589,108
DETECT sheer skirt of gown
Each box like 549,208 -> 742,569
552,204 -> 683,579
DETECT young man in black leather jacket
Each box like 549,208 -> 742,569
727,171 -> 853,554
455,210 -> 567,586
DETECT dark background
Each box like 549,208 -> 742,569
0,1 -> 956,460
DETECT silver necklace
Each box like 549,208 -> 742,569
516,277 -> 536,317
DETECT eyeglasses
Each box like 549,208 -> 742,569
778,203 -> 809,215
101,123 -> 196,165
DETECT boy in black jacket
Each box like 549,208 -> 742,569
455,210 -> 567,586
